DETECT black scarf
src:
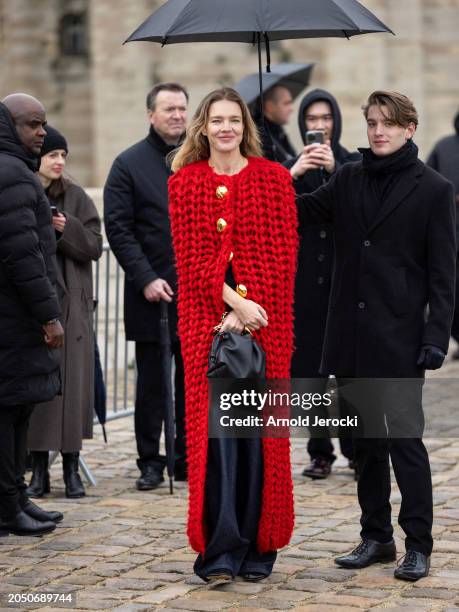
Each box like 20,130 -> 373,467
147,125 -> 182,157
359,139 -> 418,227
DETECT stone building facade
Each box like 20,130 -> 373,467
0,0 -> 458,187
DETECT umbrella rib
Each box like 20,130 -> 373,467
329,0 -> 362,33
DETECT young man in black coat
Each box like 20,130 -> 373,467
0,94 -> 64,536
285,89 -> 360,480
104,83 -> 188,490
298,91 -> 456,581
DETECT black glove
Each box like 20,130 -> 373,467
416,344 -> 445,370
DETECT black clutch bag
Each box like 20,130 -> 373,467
207,331 -> 266,379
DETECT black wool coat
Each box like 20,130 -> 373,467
104,127 -> 178,342
298,158 -> 456,378
284,89 -> 361,377
0,103 -> 61,407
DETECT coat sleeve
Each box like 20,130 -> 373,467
103,156 -> 158,292
422,180 -> 456,351
0,181 -> 60,323
296,167 -> 337,226
57,187 -> 103,263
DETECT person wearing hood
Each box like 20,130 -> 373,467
285,89 -> 361,479
297,91 -> 456,581
104,83 -> 188,491
255,85 -> 297,163
426,111 -> 459,357
0,94 -> 64,537
26,126 -> 103,499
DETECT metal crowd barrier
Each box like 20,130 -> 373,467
94,243 -> 136,422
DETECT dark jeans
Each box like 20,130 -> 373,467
135,341 -> 186,471
194,437 -> 276,581
0,404 -> 33,520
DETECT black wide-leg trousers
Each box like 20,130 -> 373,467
194,437 -> 277,580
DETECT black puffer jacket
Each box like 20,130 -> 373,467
0,102 -> 61,407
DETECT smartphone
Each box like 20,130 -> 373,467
50,205 -> 59,217
306,130 -> 325,146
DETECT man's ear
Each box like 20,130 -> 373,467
406,122 -> 416,139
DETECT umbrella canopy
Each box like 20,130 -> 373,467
235,62 -> 314,106
125,0 -> 394,45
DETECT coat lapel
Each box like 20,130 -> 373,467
367,162 -> 424,234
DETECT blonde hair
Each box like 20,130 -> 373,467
171,87 -> 262,172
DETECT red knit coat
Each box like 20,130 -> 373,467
168,156 -> 298,554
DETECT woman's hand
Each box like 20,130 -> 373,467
232,299 -> 268,332
52,213 -> 67,234
219,311 -> 245,334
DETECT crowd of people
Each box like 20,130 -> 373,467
0,79 -> 457,585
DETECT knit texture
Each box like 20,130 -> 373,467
169,156 -> 298,554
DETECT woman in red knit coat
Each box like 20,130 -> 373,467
169,88 -> 298,582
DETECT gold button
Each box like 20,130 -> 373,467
236,284 -> 247,298
217,218 -> 227,233
216,185 -> 228,199
228,251 -> 233,262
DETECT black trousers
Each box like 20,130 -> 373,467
194,437 -> 276,580
0,404 -> 33,520
135,341 -> 186,470
355,437 -> 433,555
337,377 -> 433,556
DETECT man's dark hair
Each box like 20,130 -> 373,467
146,83 -> 189,111
263,85 -> 286,105
362,91 -> 419,127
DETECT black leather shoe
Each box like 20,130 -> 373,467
0,511 -> 56,536
335,539 -> 396,568
302,457 -> 332,480
62,453 -> 85,498
394,550 -> 430,581
27,451 -> 50,498
136,466 -> 164,491
22,500 -> 63,524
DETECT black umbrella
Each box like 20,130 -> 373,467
159,300 -> 175,494
125,0 -> 393,110
235,62 -> 314,106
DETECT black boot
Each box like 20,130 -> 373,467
62,453 -> 85,498
26,451 -> 50,498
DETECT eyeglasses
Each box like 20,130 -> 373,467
305,114 -> 333,123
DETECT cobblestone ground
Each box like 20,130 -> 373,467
1,358 -> 459,612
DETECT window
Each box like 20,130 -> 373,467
60,13 -> 88,57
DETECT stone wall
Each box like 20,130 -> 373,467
0,0 -> 458,186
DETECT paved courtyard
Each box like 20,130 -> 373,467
1,358 -> 459,612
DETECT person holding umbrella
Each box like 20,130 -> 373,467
27,126 -> 103,499
168,87 -> 297,582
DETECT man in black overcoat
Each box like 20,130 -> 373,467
0,94 -> 64,536
104,83 -> 188,490
285,89 -> 360,479
297,91 -> 456,581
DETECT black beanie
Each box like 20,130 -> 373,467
40,125 -> 68,157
